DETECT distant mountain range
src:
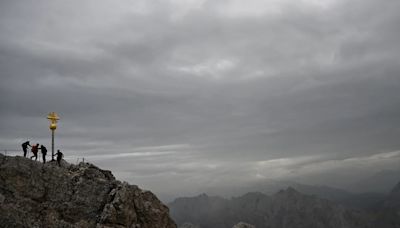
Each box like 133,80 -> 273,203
197,168 -> 400,198
201,179 -> 387,210
169,181 -> 400,228
283,182 -> 386,210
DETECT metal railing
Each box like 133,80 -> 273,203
0,149 -> 21,156
1,149 -> 90,165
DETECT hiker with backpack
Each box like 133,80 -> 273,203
21,141 -> 31,157
40,145 -> 47,164
30,143 -> 39,161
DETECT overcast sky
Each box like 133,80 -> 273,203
1,0 -> 400,201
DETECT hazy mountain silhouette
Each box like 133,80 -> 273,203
170,180 -> 400,228
169,188 -> 374,228
201,179 -> 386,210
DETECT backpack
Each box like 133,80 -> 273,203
31,145 -> 38,153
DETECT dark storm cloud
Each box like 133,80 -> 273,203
1,0 -> 400,200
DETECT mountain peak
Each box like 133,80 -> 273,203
276,186 -> 301,196
0,154 -> 177,228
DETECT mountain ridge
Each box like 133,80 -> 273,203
169,187 -> 374,228
169,181 -> 400,228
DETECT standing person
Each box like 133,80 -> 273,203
21,141 -> 31,157
55,149 -> 63,167
40,145 -> 47,164
30,143 -> 39,161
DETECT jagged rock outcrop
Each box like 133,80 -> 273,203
0,154 -> 177,228
169,188 -> 373,228
232,222 -> 255,228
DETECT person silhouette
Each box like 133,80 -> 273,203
55,149 -> 63,167
30,143 -> 39,161
21,141 -> 31,157
40,145 -> 47,164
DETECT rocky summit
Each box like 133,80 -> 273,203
0,154 -> 177,228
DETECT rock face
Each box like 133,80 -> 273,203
0,154 -> 177,228
169,188 -> 373,228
